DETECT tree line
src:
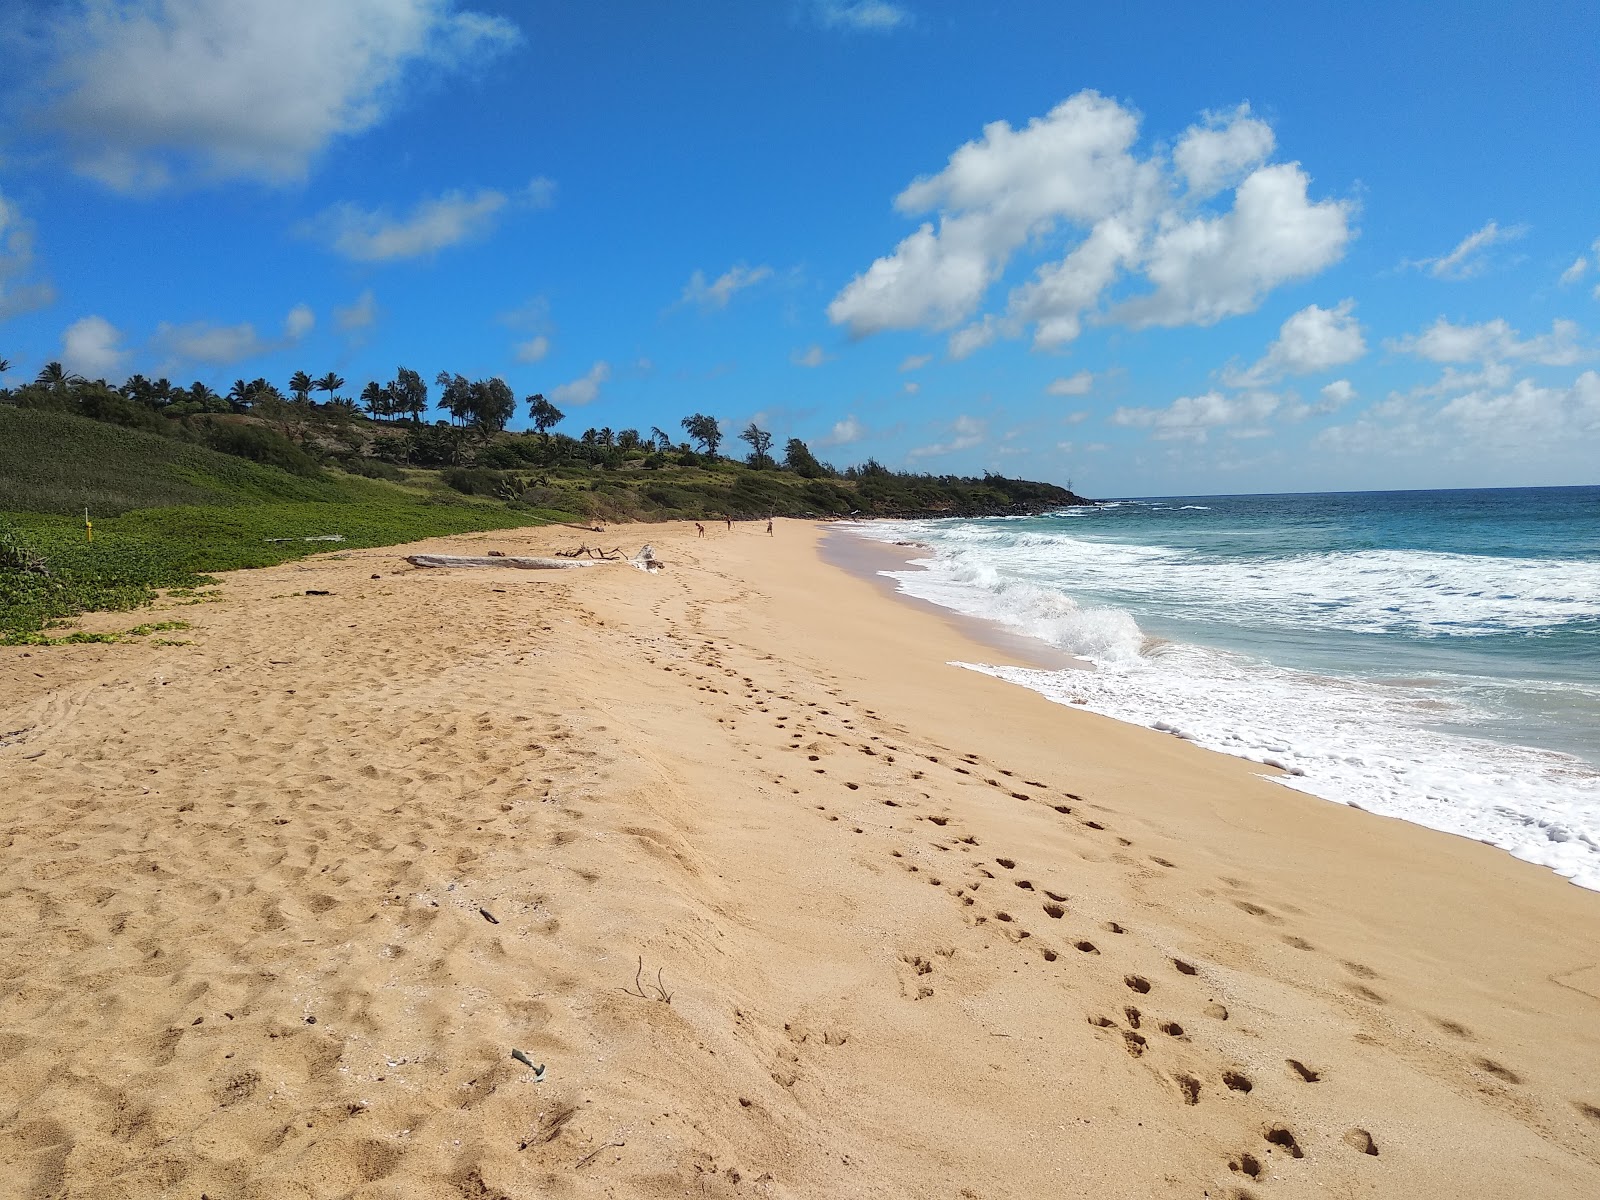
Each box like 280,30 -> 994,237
0,358 -> 829,477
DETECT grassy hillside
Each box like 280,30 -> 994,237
1,401 -> 1091,640
0,408 -> 576,641
0,406 -> 350,515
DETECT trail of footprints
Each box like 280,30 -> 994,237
637,585 -> 1600,1190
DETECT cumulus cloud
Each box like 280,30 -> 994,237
791,344 -> 829,367
150,302 -> 314,365
514,335 -> 549,363
1317,368 -> 1600,461
1558,237 -> 1599,287
284,303 -> 315,339
1046,370 -> 1094,396
1111,164 -> 1352,329
306,182 -> 549,261
152,319 -> 269,364
679,263 -> 773,310
815,2 -> 910,32
1389,316 -> 1588,367
817,415 -> 866,447
899,354 -> 931,371
334,290 -> 377,332
549,360 -> 610,406
828,91 -> 1351,349
947,315 -> 1000,360
1172,104 -> 1275,198
1404,220 -> 1526,281
60,315 -> 129,378
31,0 -> 519,191
0,190 -> 57,320
1226,299 -> 1365,386
903,381 -> 920,395
1110,390 -> 1279,441
908,414 -> 986,458
1320,378 -> 1356,408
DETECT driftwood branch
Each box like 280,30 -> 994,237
405,554 -> 606,570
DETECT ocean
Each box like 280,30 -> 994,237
849,486 -> 1600,891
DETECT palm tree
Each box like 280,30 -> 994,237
315,371 -> 345,407
36,361 -> 84,390
289,370 -> 313,404
361,380 -> 389,419
0,358 -> 11,377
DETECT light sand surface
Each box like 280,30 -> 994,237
3,519 -> 1599,1200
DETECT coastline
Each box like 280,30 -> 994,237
818,523 -> 1090,673
2,517 -> 1598,1198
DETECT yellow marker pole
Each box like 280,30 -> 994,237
84,508 -> 93,543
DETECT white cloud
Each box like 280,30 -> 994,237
815,2 -> 910,32
499,295 -> 551,360
333,290 -> 377,332
1110,390 -> 1279,441
34,0 -> 519,191
1389,316 -> 1588,366
791,344 -> 829,367
522,177 -> 558,208
1558,237 -> 1600,287
1046,370 -> 1094,396
829,91 -> 1351,348
1226,298 -> 1365,386
150,302 -> 315,365
1317,368 -> 1600,461
1112,164 -> 1352,329
60,315 -> 128,379
514,335 -> 549,363
948,315 -> 1000,359
0,189 -> 57,320
908,413 -> 986,458
1406,220 -> 1526,281
1319,378 -> 1356,408
1437,371 -> 1600,444
152,319 -> 269,364
308,183 -> 539,261
283,303 -> 315,339
899,354 -> 932,371
1172,104 -> 1275,198
903,381 -> 920,395
550,360 -> 610,406
1064,410 -> 1091,424
680,263 -> 773,309
817,415 -> 866,447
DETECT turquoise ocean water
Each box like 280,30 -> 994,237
853,486 -> 1600,890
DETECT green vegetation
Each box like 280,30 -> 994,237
0,359 -> 1091,639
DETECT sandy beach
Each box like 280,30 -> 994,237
3,518 -> 1598,1200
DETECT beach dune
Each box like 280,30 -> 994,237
2,520 -> 1598,1198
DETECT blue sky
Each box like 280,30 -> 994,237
1,0 -> 1597,497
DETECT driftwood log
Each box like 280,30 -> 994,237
405,545 -> 664,572
405,554 -> 604,570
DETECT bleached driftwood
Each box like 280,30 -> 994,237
405,554 -> 606,570
405,545 -> 665,572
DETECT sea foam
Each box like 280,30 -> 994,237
848,516 -> 1600,891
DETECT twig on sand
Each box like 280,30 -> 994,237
577,1141 -> 626,1167
618,955 -> 673,1003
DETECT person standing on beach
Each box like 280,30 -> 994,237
695,522 -> 705,538
766,518 -> 773,536
726,517 -> 732,531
